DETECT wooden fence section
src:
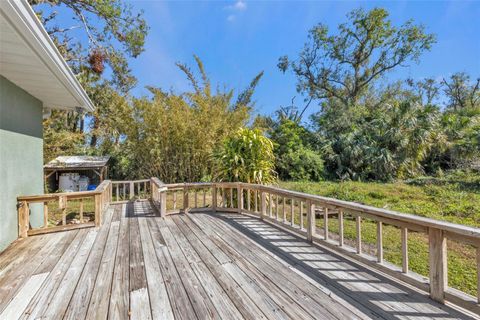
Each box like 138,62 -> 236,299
150,181 -> 480,314
17,180 -> 112,237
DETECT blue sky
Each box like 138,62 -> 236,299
38,1 -> 480,118
128,0 -> 480,119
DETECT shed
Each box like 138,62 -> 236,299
44,156 -> 110,192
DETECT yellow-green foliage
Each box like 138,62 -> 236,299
214,128 -> 276,184
121,56 -> 262,182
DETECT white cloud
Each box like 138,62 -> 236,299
232,0 -> 247,11
225,1 -> 246,22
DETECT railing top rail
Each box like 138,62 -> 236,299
18,180 -> 112,202
235,182 -> 480,240
112,179 -> 150,184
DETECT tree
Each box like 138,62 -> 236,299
29,0 -> 148,92
442,73 -> 480,111
121,56 -> 264,182
278,8 -> 436,109
213,128 -> 276,184
406,78 -> 440,105
30,0 -> 149,163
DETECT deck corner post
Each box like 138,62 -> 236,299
94,193 -> 102,227
160,190 -> 167,217
183,184 -> 189,214
429,227 -> 447,303
18,200 -> 29,238
129,181 -> 134,199
237,184 -> 243,214
307,200 -> 315,242
260,191 -> 266,219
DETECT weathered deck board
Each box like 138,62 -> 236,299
0,202 -> 476,320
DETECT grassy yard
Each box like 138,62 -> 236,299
279,172 -> 480,296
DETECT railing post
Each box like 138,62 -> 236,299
324,207 -> 329,240
377,221 -> 383,263
129,181 -> 134,199
307,200 -> 315,242
43,201 -> 49,228
160,189 -> 167,217
237,184 -> 243,214
477,247 -> 480,304
94,193 -> 102,227
261,191 -> 266,219
356,215 -> 362,254
18,200 -> 29,238
401,227 -> 409,273
183,184 -> 189,214
212,185 -> 217,213
429,227 -> 447,303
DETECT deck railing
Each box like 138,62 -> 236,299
112,179 -> 151,202
17,180 -> 112,237
150,181 -> 480,314
16,178 -> 480,313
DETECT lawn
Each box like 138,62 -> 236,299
279,172 -> 480,296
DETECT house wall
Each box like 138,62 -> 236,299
0,75 -> 43,251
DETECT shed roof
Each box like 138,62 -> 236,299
44,156 -> 110,169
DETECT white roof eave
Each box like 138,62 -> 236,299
0,0 -> 95,112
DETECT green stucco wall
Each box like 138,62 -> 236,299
0,75 -> 44,251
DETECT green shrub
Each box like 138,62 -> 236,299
213,128 -> 276,184
277,147 -> 324,181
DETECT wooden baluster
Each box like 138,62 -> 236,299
230,188 -> 234,208
356,215 -> 362,254
79,199 -> 84,223
212,186 -> 217,212
247,190 -> 251,212
307,201 -> 315,242
123,183 -> 126,200
222,189 -> 227,208
477,248 -> 480,304
203,189 -> 206,207
282,197 -> 286,223
401,227 -> 409,273
129,181 -> 134,199
194,189 -> 198,208
254,190 -> 258,213
116,184 -> 119,202
339,209 -> 344,247
261,192 -> 266,220
300,201 -> 304,230
323,207 -> 329,240
173,191 -> 177,210
237,185 -> 243,213
429,228 -> 447,303
275,195 -> 279,220
377,221 -> 383,263
290,199 -> 295,226
183,186 -> 189,213
43,201 -> 48,228
269,193 -> 273,217
59,196 -> 67,226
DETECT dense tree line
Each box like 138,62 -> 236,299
34,2 -> 479,184
266,8 -> 479,182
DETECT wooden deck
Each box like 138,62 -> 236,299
0,201 -> 477,320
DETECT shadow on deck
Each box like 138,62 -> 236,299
0,201 -> 477,320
